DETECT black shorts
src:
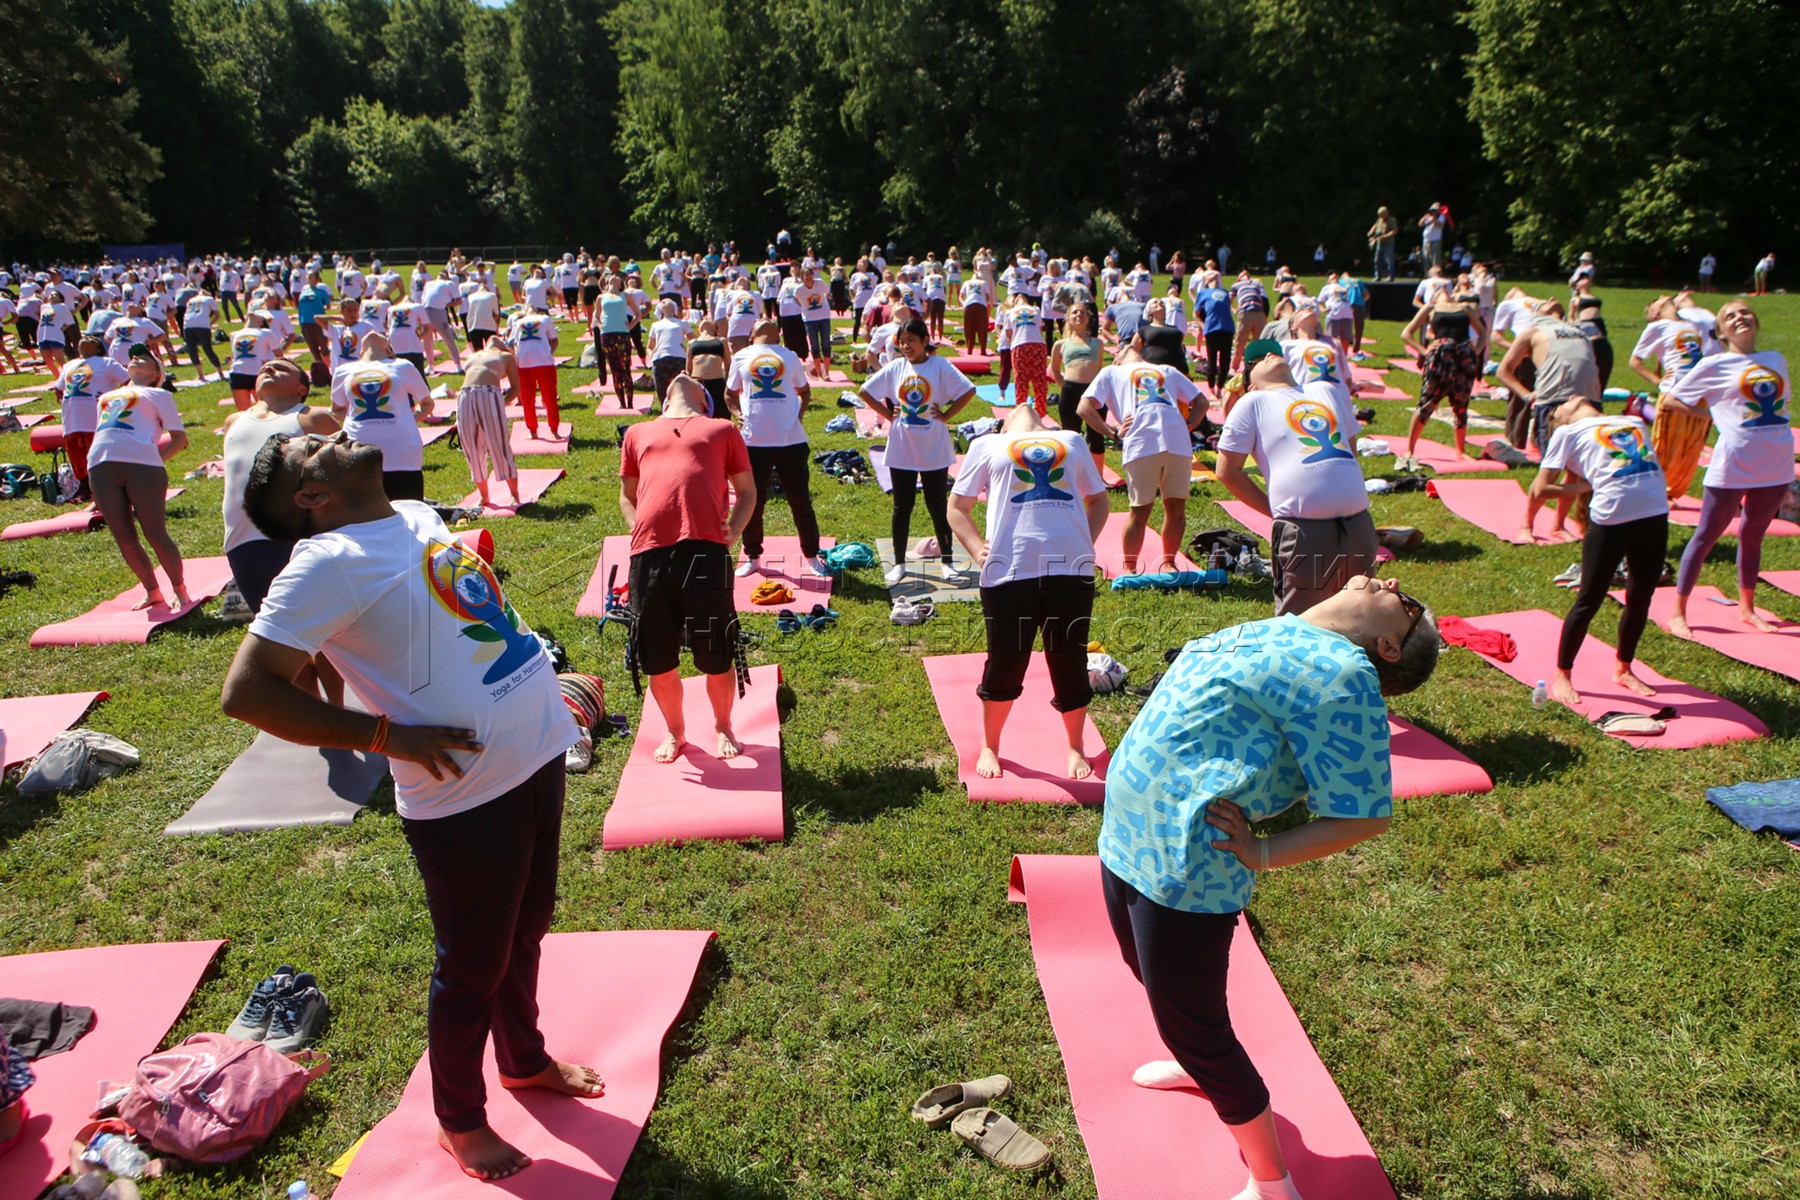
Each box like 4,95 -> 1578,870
629,539 -> 739,677
15,315 -> 37,348
581,285 -> 600,305
561,287 -> 578,306
228,371 -> 258,391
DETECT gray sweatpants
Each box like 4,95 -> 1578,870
1270,509 -> 1379,616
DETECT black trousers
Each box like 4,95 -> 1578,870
1203,329 -> 1234,392
745,442 -> 821,559
1058,380 -> 1105,454
978,574 -> 1094,712
889,466 -> 954,562
401,755 -> 564,1132
1102,864 -> 1270,1126
1559,512 -> 1668,670
382,469 -> 425,502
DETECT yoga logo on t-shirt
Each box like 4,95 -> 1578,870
391,307 -> 412,330
1285,398 -> 1353,463
749,353 -> 786,399
1129,367 -> 1173,408
232,332 -> 258,358
65,363 -> 95,401
1300,343 -> 1340,384
517,317 -> 545,343
1594,421 -> 1661,480
806,292 -> 824,312
1006,436 -> 1074,504
897,374 -> 934,425
423,539 -> 544,687
1672,328 -> 1702,370
733,294 -> 755,316
97,389 -> 137,431
338,330 -> 357,360
1012,309 -> 1038,332
347,368 -> 394,421
1738,364 -> 1788,427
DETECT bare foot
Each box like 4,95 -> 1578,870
716,728 -> 742,759
130,590 -> 165,612
172,587 -> 192,609
653,733 -> 685,764
1067,748 -> 1093,780
500,1059 -> 605,1099
1740,608 -> 1778,633
975,747 -> 1003,779
437,1124 -> 531,1181
1668,613 -> 1694,640
1549,676 -> 1582,707
1612,666 -> 1658,698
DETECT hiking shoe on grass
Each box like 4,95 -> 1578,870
226,965 -> 296,1042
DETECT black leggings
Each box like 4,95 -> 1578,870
1058,380 -> 1105,454
744,442 -> 821,560
889,467 -> 954,563
978,574 -> 1094,712
1559,511 -> 1668,670
1102,864 -> 1269,1126
1203,330 -> 1234,392
182,326 -> 222,372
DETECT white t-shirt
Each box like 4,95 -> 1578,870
1493,297 -> 1536,338
37,303 -> 71,343
249,502 -> 573,819
648,317 -> 690,362
726,344 -> 810,447
328,319 -> 379,372
726,289 -> 759,338
222,407 -> 305,551
1003,304 -> 1045,347
1699,255 -> 1716,276
1085,362 -> 1202,463
553,263 -> 579,293
960,278 -> 991,308
58,356 -> 129,433
90,385 -> 183,468
182,294 -> 218,329
795,280 -> 830,321
1630,320 -> 1710,392
1217,384 -> 1368,520
421,279 -> 458,310
867,321 -> 899,366
1282,338 -> 1354,408
332,358 -> 429,472
850,272 -> 876,306
1126,269 -> 1154,302
228,327 -> 282,376
1668,351 -> 1794,490
1542,416 -> 1668,527
1413,277 -> 1451,307
757,264 -> 783,299
861,355 -> 974,472
1677,306 -> 1720,354
1318,282 -> 1352,322
262,306 -> 294,343
106,317 -> 151,362
386,301 -> 425,355
777,278 -> 803,318
951,428 -> 1106,586
507,312 -> 557,368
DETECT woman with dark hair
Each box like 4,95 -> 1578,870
1571,275 -> 1613,388
89,347 -> 191,610
1052,304 -> 1105,454
592,275 -> 636,411
1399,287 -> 1487,468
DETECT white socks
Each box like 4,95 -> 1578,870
884,562 -> 907,584
1230,1174 -> 1302,1200
1131,1059 -> 1196,1090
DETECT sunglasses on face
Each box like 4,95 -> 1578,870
1396,589 -> 1425,646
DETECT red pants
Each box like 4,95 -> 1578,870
1013,341 -> 1049,416
64,431 -> 94,480
518,364 -> 560,435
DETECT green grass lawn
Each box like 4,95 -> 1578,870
1,274 -> 1797,1199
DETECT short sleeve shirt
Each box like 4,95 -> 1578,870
950,428 -> 1106,586
1218,385 -> 1368,519
1541,416 -> 1668,526
1084,362 -> 1202,462
90,385 -> 184,468
860,355 -> 974,472
726,344 -> 809,447
1098,617 -> 1392,914
620,416 -> 752,555
1668,350 -> 1794,490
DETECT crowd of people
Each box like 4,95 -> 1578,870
0,227 -> 1788,1197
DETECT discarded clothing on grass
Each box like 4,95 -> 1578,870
1705,779 -> 1800,842
0,998 -> 95,1060
1109,569 -> 1229,592
1438,616 -> 1518,662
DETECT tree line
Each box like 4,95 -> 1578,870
3,0 -> 1793,275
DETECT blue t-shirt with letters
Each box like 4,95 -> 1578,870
1098,616 -> 1392,914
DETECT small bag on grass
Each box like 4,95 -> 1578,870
16,730 -> 140,797
116,1032 -> 329,1164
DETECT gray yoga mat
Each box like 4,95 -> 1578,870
166,732 -> 389,836
874,537 -> 982,605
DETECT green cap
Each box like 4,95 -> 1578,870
1242,338 -> 1283,366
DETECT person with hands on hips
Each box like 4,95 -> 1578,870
1097,575 -> 1440,1200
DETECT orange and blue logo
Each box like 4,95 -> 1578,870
897,374 -> 934,425
1129,366 -> 1173,409
65,363 -> 95,401
1006,435 -> 1074,504
1672,327 -> 1702,371
1592,421 -> 1661,480
422,539 -> 542,685
347,368 -> 394,422
232,332 -> 259,359
1738,363 -> 1788,427
97,388 -> 138,432
1286,398 -> 1353,463
1299,343 -> 1340,384
748,352 -> 786,399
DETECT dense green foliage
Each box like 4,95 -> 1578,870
4,0 -> 1796,269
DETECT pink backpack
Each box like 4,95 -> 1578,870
117,1032 -> 329,1163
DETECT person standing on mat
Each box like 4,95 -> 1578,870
1494,301 -> 1600,457
725,320 -> 829,579
619,375 -> 758,763
457,342 -> 523,511
947,402 -> 1110,781
1051,303 -> 1106,454
56,335 -> 129,503
1398,288 -> 1484,468
1629,296 -> 1714,502
1664,299 -> 1793,639
506,302 -> 562,440
226,432 -> 600,1184
330,332 -> 432,502
593,276 -> 637,410
1216,340 -> 1373,616
90,344 -> 191,610
1521,397 -> 1670,706
1079,346 -> 1207,575
859,317 -> 977,584
1097,576 -> 1437,1200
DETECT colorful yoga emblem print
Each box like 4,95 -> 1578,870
422,539 -> 544,686
64,362 -> 96,402
897,373 -> 933,425
1299,343 -> 1340,384
97,389 -> 137,432
517,316 -> 546,344
232,332 -> 259,359
1129,366 -> 1173,408
1593,420 -> 1661,479
1007,435 -> 1074,503
749,352 -> 786,399
1286,398 -> 1353,462
1738,364 -> 1789,427
347,368 -> 394,421
1672,327 -> 1703,371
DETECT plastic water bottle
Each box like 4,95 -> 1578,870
288,1183 -> 320,1200
1531,680 -> 1548,708
84,1132 -> 150,1178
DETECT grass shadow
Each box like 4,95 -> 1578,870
1403,537 -> 1485,564
523,500 -> 596,520
783,758 -> 941,824
1451,729 -> 1583,786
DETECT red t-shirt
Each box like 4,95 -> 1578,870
620,415 -> 751,555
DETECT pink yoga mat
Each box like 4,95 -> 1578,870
602,665 -> 785,849
921,653 -> 1108,804
1668,494 -> 1800,537
852,405 -> 889,436
1389,717 -> 1493,798
1350,366 -> 1387,385
1387,357 -> 1422,375
30,555 -> 235,647
590,392 -> 652,416
1427,479 -> 1577,545
1760,569 -> 1800,598
456,467 -> 564,517
1092,513 -> 1198,577
1461,608 -> 1767,747
735,537 -> 834,612
6,381 -> 56,394
2,489 -> 186,542
1615,585 -> 1800,684
575,536 -> 633,618
0,941 -> 224,1200
948,355 -> 993,375
1215,499 -> 1273,543
1007,855 -> 1397,1200
0,690 -> 109,768
1404,438 -> 1503,474
509,423 -> 570,455
419,424 -> 456,446
1357,384 -> 1414,402
333,930 -> 713,1199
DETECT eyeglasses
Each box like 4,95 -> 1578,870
1396,589 -> 1425,647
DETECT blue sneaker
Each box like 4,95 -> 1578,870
776,609 -> 802,635
226,964 -> 296,1042
805,604 -> 839,631
264,971 -> 330,1054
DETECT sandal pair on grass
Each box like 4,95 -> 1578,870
776,605 -> 839,634
910,1074 -> 1051,1171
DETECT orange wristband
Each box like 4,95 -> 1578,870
369,714 -> 391,755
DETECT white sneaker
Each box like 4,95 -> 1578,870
884,562 -> 907,585
564,729 -> 594,773
890,596 -> 934,625
734,558 -> 761,578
